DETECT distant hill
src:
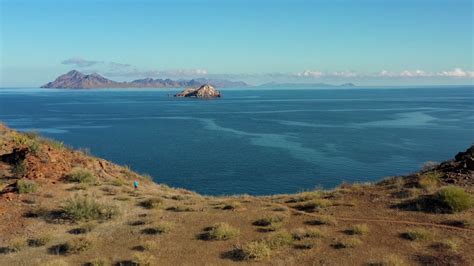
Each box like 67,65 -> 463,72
258,82 -> 356,88
41,70 -> 248,89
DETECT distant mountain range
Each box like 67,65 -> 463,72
257,82 -> 356,87
41,70 -> 248,89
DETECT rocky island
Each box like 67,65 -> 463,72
41,70 -> 247,89
175,84 -> 221,98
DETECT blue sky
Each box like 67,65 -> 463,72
0,0 -> 472,86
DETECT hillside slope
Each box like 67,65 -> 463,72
0,124 -> 472,265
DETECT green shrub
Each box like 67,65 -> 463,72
204,223 -> 240,240
12,133 -> 30,146
41,139 -> 65,150
139,198 -> 163,209
62,196 -> 119,222
141,222 -> 173,235
28,235 -> 52,247
9,238 -> 27,252
12,161 -> 28,178
49,237 -> 94,255
253,215 -> 285,227
418,171 -> 442,189
292,228 -> 324,240
166,205 -> 195,212
69,222 -> 96,234
431,239 -> 459,252
294,198 -> 332,212
332,238 -> 362,249
306,215 -> 338,226
436,186 -> 473,213
238,241 -> 272,261
375,254 -> 407,266
28,140 -> 41,155
253,215 -> 285,232
346,224 -> 369,235
400,228 -> 431,241
265,230 -> 294,249
66,168 -> 97,184
17,179 -> 38,194
223,201 -> 241,210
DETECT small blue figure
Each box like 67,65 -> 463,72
133,180 -> 139,189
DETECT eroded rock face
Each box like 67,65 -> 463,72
175,84 -> 221,98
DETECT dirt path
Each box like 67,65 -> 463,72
272,202 -> 474,233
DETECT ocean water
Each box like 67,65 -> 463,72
0,87 -> 473,195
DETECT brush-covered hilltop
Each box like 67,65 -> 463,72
41,70 -> 248,89
0,124 -> 472,265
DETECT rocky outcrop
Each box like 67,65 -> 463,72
175,84 -> 221,98
431,145 -> 474,186
41,70 -> 247,89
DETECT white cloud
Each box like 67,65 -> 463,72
295,68 -> 474,79
437,68 -> 474,78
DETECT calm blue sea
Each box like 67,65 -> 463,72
0,87 -> 473,195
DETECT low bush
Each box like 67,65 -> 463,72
62,196 -> 119,222
253,215 -> 285,232
28,140 -> 41,155
141,222 -> 173,235
400,228 -> 431,241
203,223 -> 240,240
28,235 -> 51,247
253,215 -> 285,227
305,215 -> 338,226
294,199 -> 332,212
418,171 -> 443,189
66,168 -> 97,184
17,179 -> 39,194
292,228 -> 324,240
9,238 -> 27,252
265,230 -> 294,249
332,238 -> 362,249
69,222 -> 96,234
139,198 -> 163,209
166,206 -> 195,212
345,224 -> 369,235
50,237 -> 93,255
436,186 -> 473,213
12,161 -> 28,178
234,240 -> 272,261
431,239 -> 459,252
223,201 -> 241,210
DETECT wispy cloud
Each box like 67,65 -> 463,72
60,57 -> 473,83
61,58 -> 102,68
295,68 -> 474,79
